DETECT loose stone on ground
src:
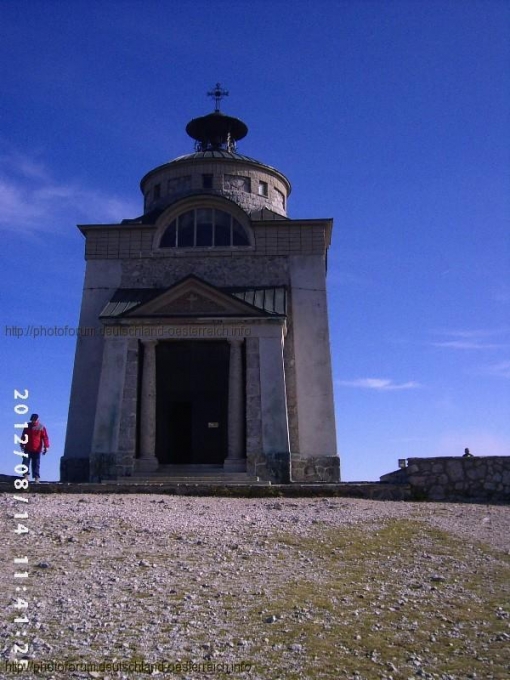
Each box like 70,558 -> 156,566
1,496 -> 509,679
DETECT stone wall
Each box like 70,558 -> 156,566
120,254 -> 289,289
291,455 -> 340,483
115,338 -> 139,478
403,456 -> 510,502
141,157 -> 290,217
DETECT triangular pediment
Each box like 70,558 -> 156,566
125,275 -> 270,318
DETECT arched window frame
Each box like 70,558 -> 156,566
154,196 -> 254,251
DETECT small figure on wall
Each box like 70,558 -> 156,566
463,447 -> 474,458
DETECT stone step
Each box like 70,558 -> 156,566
157,465 -> 225,471
118,464 -> 255,484
114,475 -> 269,486
112,478 -> 269,486
111,465 -> 267,485
135,465 -> 247,475
119,474 -> 257,481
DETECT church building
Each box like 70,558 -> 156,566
61,86 -> 339,483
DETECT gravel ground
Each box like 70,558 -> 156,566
1,495 -> 509,680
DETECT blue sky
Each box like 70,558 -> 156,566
1,0 -> 509,482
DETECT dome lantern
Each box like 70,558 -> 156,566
185,83 -> 248,152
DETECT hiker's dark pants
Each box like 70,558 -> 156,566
26,451 -> 41,479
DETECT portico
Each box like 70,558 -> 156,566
90,305 -> 290,481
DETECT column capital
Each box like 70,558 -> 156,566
227,338 -> 244,347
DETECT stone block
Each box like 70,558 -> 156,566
246,435 -> 262,453
246,395 -> 261,412
470,466 -> 487,481
123,387 -> 138,401
291,455 -> 340,483
125,362 -> 139,377
265,451 -> 291,483
124,414 -> 137,429
123,373 -> 138,390
445,460 -> 464,483
60,456 -> 90,483
428,485 -> 446,500
408,475 -> 427,486
89,453 -> 117,482
246,380 -> 261,397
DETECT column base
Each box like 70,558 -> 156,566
223,459 -> 247,473
135,457 -> 159,473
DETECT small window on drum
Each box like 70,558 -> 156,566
258,180 -> 268,197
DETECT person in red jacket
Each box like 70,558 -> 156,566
21,413 -> 50,483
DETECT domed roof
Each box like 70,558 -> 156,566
173,149 -> 253,162
170,149 -> 277,171
140,148 -> 289,191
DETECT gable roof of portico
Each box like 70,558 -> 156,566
99,275 -> 287,319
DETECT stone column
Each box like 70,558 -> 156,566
224,338 -> 246,472
135,339 -> 159,473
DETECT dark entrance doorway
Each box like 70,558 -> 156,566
155,341 -> 229,465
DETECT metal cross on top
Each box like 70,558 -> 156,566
207,83 -> 229,112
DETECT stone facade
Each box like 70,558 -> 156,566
118,254 -> 290,289
62,100 -> 338,484
115,338 -> 139,478
381,456 -> 510,502
84,223 -> 327,261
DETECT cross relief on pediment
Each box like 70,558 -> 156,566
156,292 -> 228,314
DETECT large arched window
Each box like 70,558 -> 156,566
160,208 -> 250,248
